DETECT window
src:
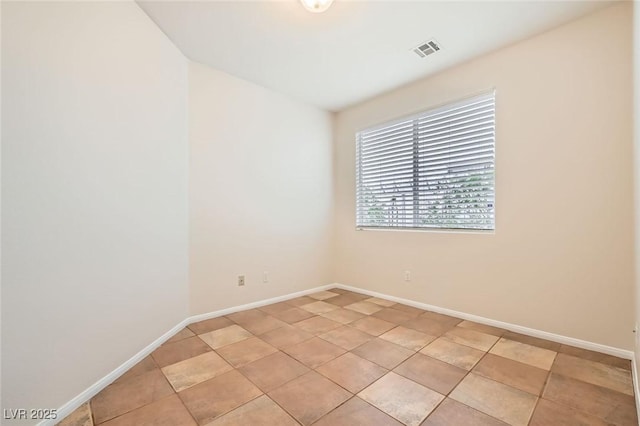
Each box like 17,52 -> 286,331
356,91 -> 495,231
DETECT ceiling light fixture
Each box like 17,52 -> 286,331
299,0 -> 334,13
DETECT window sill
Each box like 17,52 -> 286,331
356,226 -> 495,235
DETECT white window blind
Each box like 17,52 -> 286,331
356,91 -> 495,231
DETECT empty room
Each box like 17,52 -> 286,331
3,0 -> 640,425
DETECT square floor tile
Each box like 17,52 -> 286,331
58,402 -> 92,426
320,326 -> 373,350
450,373 -> 538,426
258,301 -> 294,315
294,316 -> 342,335
345,301 -> 384,315
205,395 -> 298,426
394,353 -> 467,395
456,321 -> 505,337
392,304 -> 425,317
421,398 -> 508,426
372,308 -> 415,324
216,337 -> 278,368
339,290 -> 370,300
559,344 -> 631,371
238,351 -> 309,393
188,317 -> 234,335
113,356 -> 157,384
529,398 -> 609,426
420,338 -> 485,370
164,328 -> 195,345
403,317 -> 456,336
161,351 -> 232,392
443,327 -> 499,351
100,395 -> 196,426
152,336 -> 212,368
351,317 -> 396,336
259,324 -> 313,349
91,369 -> 174,424
312,397 -> 402,426
284,337 -> 346,368
179,370 -> 262,425
268,371 -> 351,425
309,290 -> 340,300
551,353 -> 633,396
501,331 -> 561,352
365,297 -> 396,307
380,326 -> 436,351
227,309 -> 267,325
543,372 -> 637,425
286,296 -> 316,307
317,352 -> 387,393
489,338 -> 556,370
199,324 -> 252,350
271,307 -> 315,323
300,300 -> 339,315
320,308 -> 366,324
352,338 -> 414,370
240,315 -> 287,335
358,372 -> 444,426
227,310 -> 286,335
420,312 -> 462,327
325,294 -> 368,307
473,353 -> 548,396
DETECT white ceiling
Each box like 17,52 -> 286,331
137,0 -> 614,111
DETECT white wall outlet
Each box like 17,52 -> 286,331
238,275 -> 245,286
262,271 -> 269,283
404,270 -> 411,282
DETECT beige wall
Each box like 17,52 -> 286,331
189,62 -> 333,315
2,2 -> 189,420
334,3 -> 634,350
1,2 -> 636,419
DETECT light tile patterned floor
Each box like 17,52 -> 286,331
58,288 -> 637,426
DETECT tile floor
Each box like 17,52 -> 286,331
58,288 -> 637,426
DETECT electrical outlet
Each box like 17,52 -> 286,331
238,275 -> 245,286
262,271 -> 269,283
404,270 -> 411,282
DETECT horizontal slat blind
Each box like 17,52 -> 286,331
356,91 -> 495,230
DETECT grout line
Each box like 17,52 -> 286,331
332,283 -> 634,360
57,285 -> 638,425
262,391 -> 303,426
88,400 -> 96,426
88,402 -> 95,426
173,386 -> 206,426
535,370 -> 638,418
279,398 -> 305,426
92,393 -> 176,426
93,357 -> 178,425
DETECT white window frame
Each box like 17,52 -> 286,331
355,90 -> 496,232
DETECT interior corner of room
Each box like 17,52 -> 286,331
2,0 -> 640,425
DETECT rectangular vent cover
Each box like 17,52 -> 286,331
413,39 -> 441,58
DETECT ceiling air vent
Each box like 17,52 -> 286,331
413,39 -> 441,58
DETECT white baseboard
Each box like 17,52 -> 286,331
187,284 -> 335,323
42,317 -> 190,426
633,356 -> 640,423
47,282 -> 635,426
42,283 -> 334,426
332,283 -> 634,360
